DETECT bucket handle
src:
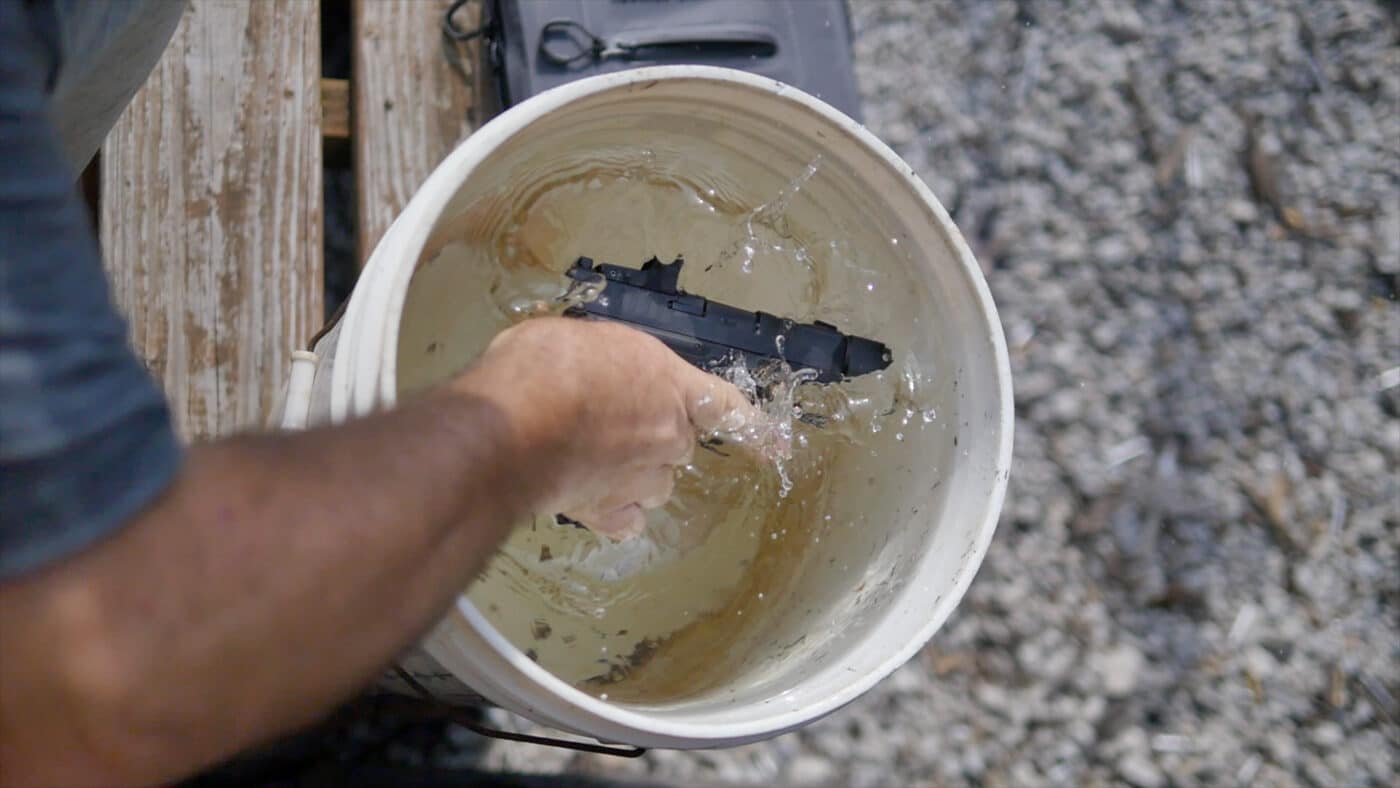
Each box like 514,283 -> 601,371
392,667 -> 647,759
305,298 -> 349,351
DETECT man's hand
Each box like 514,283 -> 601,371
457,317 -> 757,540
0,316 -> 758,787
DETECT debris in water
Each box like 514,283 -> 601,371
532,620 -> 552,641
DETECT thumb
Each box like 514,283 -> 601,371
674,363 -> 762,435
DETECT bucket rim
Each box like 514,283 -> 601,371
362,64 -> 1012,745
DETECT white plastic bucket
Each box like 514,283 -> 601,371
277,65 -> 1012,749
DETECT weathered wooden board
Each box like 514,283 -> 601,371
352,0 -> 480,264
101,0 -> 323,441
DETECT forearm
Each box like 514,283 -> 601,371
0,382 -> 534,786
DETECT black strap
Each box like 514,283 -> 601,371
538,17 -> 779,67
538,19 -> 608,66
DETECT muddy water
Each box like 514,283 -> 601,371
396,148 -> 935,703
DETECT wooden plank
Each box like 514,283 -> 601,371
101,0 -> 323,441
352,0 -> 480,265
322,77 -> 352,168
322,77 -> 352,140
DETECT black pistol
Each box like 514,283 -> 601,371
563,256 -> 892,384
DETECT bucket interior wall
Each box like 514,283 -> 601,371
390,78 -> 1002,721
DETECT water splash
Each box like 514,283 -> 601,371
727,157 -> 823,282
489,262 -> 605,323
704,355 -> 821,499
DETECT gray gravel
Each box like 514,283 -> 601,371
476,1 -> 1400,785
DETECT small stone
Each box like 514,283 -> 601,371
1226,199 -> 1260,223
1043,644 -> 1080,680
974,681 -> 1012,712
887,664 -> 923,693
786,754 -> 837,785
848,761 -> 889,788
1265,724 -> 1300,766
1118,752 -> 1165,788
1310,722 -> 1344,748
1098,7 -> 1145,44
1094,236 -> 1135,265
1243,646 -> 1277,679
1095,643 -> 1145,697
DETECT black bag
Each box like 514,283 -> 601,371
445,0 -> 863,121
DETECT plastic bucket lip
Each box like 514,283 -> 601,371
355,64 -> 1012,745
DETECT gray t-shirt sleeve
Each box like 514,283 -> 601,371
0,1 -> 182,579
